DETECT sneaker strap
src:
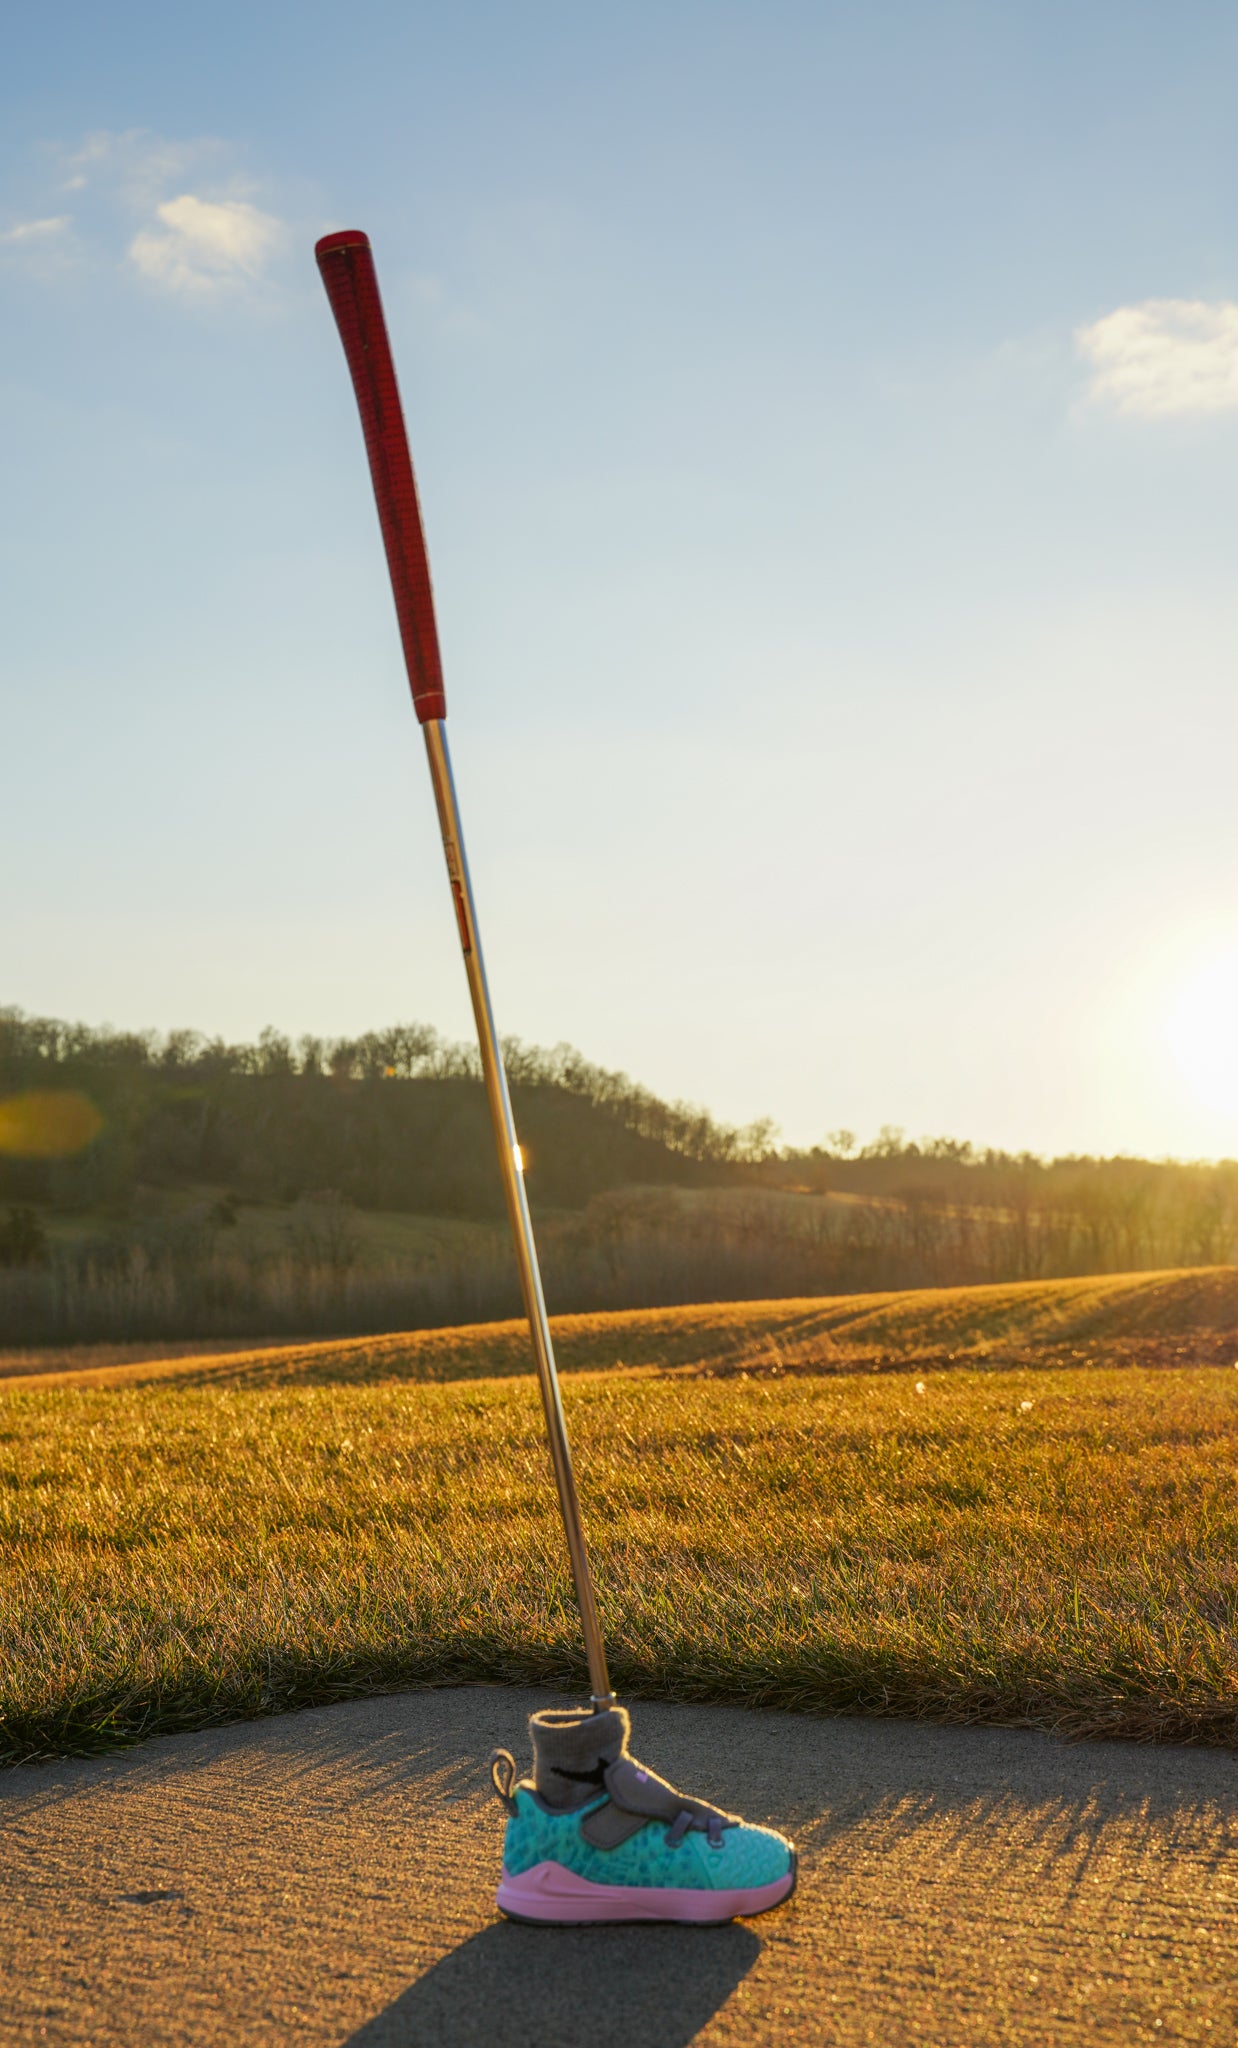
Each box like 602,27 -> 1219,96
488,1748 -> 519,1816
603,1754 -> 739,1833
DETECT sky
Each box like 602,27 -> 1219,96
5,0 -> 1238,1160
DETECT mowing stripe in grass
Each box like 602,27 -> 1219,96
8,1265 -> 1238,1392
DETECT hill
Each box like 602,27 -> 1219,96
3,1007 -> 1238,1349
0,1008 -> 757,1220
11,1264 -> 1238,1389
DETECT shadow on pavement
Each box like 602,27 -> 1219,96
341,1919 -> 762,2048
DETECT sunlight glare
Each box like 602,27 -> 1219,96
1165,950 -> 1238,1122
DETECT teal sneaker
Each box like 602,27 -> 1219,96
490,1705 -> 796,1924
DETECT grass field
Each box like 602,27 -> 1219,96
2,1268 -> 1236,1764
10,1264 -> 1238,1387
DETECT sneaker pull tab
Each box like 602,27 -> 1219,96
489,1749 -> 519,1816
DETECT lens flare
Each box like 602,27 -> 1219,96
0,1090 -> 104,1158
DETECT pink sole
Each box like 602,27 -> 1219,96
496,1858 -> 796,1925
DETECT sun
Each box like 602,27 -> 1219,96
1164,950 -> 1238,1122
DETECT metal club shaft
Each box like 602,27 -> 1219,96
313,227 -> 613,1707
421,718 -> 614,1709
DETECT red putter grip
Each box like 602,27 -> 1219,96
315,229 -> 446,723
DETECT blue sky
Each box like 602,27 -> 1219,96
6,1 -> 1238,1157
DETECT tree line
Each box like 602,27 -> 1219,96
0,1007 -> 767,1220
2,1006 -> 1236,1290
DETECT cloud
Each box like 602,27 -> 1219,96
1,131 -> 287,305
128,194 -> 282,296
1077,299 -> 1238,417
64,129 -> 215,205
1,215 -> 70,244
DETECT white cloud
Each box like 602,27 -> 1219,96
1077,299 -> 1238,417
64,130 -> 214,205
1,215 -> 70,244
2,131 -> 287,305
128,194 -> 282,296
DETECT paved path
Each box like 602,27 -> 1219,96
2,1688 -> 1235,2045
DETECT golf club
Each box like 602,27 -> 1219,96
315,228 -> 614,1710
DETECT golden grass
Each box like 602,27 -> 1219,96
8,1265 -> 1238,1391
2,1284 -> 1237,1761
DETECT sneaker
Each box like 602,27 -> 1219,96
489,1705 -> 796,1924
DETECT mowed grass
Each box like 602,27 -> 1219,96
12,1264 -> 1238,1389
2,1278 -> 1237,1762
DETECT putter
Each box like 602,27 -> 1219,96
316,232 -> 795,1921
315,229 -> 613,1709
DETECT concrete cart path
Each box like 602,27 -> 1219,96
2,1688 -> 1235,2047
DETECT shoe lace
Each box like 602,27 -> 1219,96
665,1809 -> 726,1850
665,1810 -> 694,1849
